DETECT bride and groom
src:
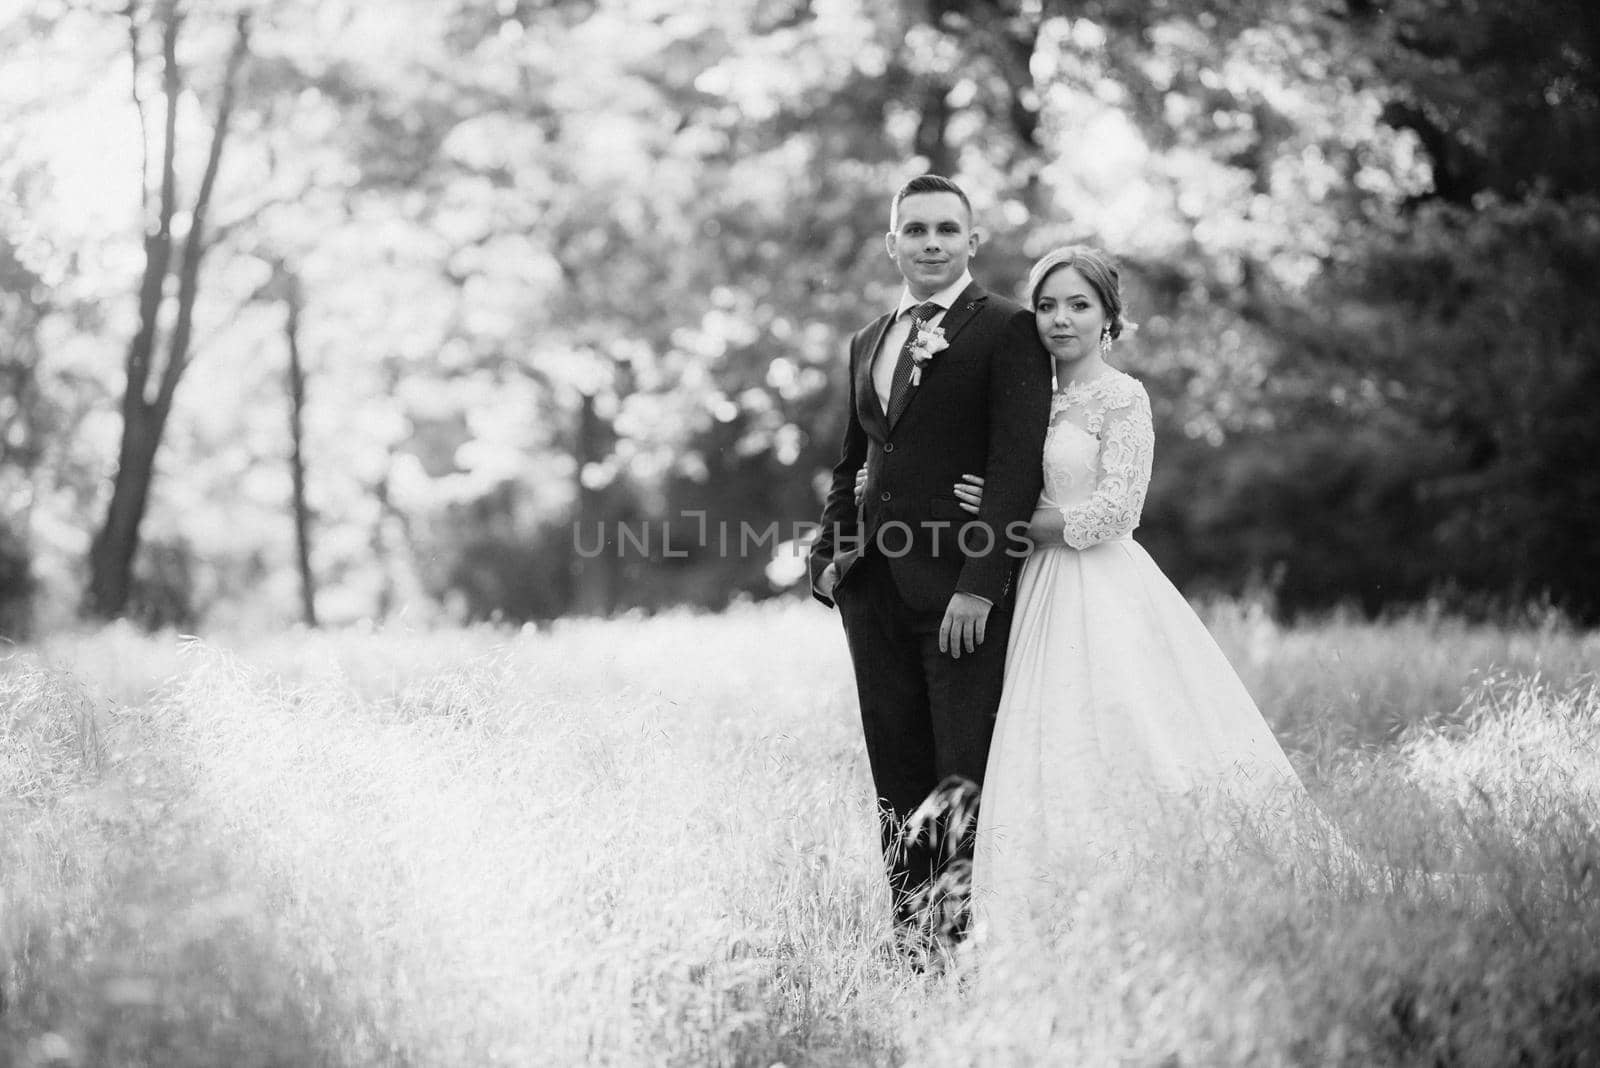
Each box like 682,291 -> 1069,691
808,174 -> 1311,959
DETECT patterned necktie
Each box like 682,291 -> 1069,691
886,300 -> 941,428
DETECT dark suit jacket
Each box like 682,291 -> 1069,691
809,282 -> 1052,613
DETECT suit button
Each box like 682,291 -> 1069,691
880,491 -> 891,502
883,442 -> 895,453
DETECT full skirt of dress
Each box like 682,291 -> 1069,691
973,536 -> 1310,944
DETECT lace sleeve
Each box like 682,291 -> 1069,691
1058,378 -> 1154,550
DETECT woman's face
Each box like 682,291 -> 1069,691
1034,266 -> 1107,367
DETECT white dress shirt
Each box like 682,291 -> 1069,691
871,270 -> 974,413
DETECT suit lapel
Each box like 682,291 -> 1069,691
932,282 -> 987,347
856,312 -> 894,441
887,283 -> 988,433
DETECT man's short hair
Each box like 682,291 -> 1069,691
890,174 -> 973,229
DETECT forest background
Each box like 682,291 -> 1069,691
3,0 -> 1598,636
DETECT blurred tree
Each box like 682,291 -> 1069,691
410,0 -> 1444,618
5,0 -> 1593,627
0,133 -> 110,633
1286,0 -> 1600,617
85,0 -> 253,619
276,264 -> 318,627
1348,0 -> 1600,203
0,217 -> 46,635
1309,198 -> 1600,617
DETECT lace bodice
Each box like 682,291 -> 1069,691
1042,370 -> 1154,549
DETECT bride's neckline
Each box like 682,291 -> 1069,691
1054,368 -> 1122,397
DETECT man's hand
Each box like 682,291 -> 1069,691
817,561 -> 840,600
939,591 -> 991,659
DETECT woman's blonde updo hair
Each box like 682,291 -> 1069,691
1024,245 -> 1133,340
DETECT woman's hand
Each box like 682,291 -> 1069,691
860,470 -> 989,514
954,474 -> 984,514
1026,506 -> 1065,546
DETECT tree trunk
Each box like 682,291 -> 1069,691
84,5 -> 251,620
915,81 -> 954,175
284,277 -> 318,627
365,361 -> 417,622
86,410 -> 163,617
87,6 -> 181,619
570,389 -> 618,616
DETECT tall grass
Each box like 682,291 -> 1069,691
2,601 -> 1598,1065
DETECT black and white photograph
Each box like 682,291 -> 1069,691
3,0 -> 1599,1064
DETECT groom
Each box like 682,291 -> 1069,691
810,174 -> 1051,945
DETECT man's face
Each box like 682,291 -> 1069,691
885,191 -> 978,299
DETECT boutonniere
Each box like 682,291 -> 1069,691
908,321 -> 948,386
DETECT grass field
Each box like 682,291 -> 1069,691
3,599 -> 1599,1066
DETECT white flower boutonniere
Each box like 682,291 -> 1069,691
907,321 -> 948,386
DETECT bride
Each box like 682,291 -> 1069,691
953,245 -> 1320,946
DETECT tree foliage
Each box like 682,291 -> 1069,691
0,0 -> 1596,631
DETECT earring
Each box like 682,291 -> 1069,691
1099,325 -> 1113,358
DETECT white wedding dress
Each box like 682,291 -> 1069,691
972,369 -> 1311,944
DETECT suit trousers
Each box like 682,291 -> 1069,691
834,549 -> 1014,931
